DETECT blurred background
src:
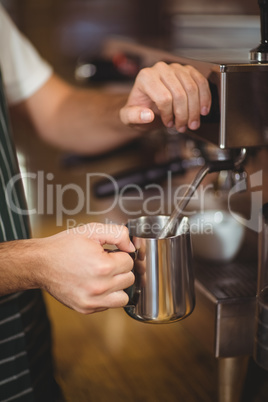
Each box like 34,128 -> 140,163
3,0 -> 260,82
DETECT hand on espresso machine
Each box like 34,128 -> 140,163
120,62 -> 211,133
34,223 -> 135,314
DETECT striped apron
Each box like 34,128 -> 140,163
0,71 -> 61,401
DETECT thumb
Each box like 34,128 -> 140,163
120,105 -> 154,125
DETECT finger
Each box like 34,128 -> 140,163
111,269 -> 135,291
93,247 -> 134,277
164,64 -> 200,131
159,65 -> 191,131
133,65 -> 175,127
82,223 -> 136,253
182,65 -> 211,130
187,65 -> 212,116
163,63 -> 212,132
83,290 -> 129,311
101,289 -> 131,308
107,250 -> 134,275
120,105 -> 154,125
88,279 -> 133,309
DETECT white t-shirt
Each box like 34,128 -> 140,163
0,3 -> 53,105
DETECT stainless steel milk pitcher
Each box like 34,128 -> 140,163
124,215 -> 195,323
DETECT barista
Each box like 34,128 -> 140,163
0,4 -> 211,401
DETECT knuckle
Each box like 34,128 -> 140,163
153,61 -> 168,70
184,64 -> 194,71
74,293 -> 93,314
198,75 -> 208,87
79,302 -> 97,315
118,252 -> 134,271
122,293 -> 130,307
184,64 -> 198,76
98,261 -> 113,277
90,281 -> 107,297
119,225 -> 129,238
185,65 -> 208,86
196,75 -> 209,91
174,90 -> 187,104
184,81 -> 198,95
137,67 -> 151,82
170,62 -> 186,73
157,92 -> 173,110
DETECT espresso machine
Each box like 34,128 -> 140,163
91,1 -> 268,400
96,2 -> 268,201
169,2 -> 268,401
150,0 -> 268,239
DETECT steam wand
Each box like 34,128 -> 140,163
157,149 -> 247,239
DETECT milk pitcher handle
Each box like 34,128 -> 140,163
105,248 -> 138,306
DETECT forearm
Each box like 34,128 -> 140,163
13,63 -> 212,155
42,87 -> 141,154
0,239 -> 41,296
15,74 -> 141,155
0,224 -> 135,313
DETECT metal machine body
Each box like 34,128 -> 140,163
176,0 -> 268,149
170,50 -> 268,149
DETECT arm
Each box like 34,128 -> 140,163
0,224 -> 135,314
13,62 -> 211,155
13,74 -> 141,155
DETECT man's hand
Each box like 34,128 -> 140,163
37,223 -> 135,314
0,223 -> 135,315
14,62 -> 211,154
120,62 -> 211,133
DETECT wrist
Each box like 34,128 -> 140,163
0,238 -> 44,295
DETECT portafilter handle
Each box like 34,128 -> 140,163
250,0 -> 268,62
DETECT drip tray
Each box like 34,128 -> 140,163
195,260 -> 257,299
182,259 -> 257,358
